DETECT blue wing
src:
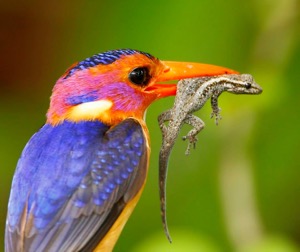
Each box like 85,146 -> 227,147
5,119 -> 148,252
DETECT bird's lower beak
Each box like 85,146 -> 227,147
147,60 -> 238,97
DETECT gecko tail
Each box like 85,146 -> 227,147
159,146 -> 173,243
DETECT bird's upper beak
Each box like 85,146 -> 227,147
146,61 -> 239,97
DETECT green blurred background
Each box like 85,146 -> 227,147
1,0 -> 299,251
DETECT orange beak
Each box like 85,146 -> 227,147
147,61 -> 239,97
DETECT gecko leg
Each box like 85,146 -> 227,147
210,93 -> 222,125
182,114 -> 205,155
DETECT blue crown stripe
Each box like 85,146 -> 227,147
64,49 -> 154,79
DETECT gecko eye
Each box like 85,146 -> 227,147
245,83 -> 252,89
129,67 -> 151,86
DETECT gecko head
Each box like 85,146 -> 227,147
227,74 -> 263,95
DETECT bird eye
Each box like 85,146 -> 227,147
246,83 -> 252,89
128,67 -> 151,86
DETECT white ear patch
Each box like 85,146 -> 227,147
67,99 -> 113,121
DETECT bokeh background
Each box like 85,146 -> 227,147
1,1 -> 299,251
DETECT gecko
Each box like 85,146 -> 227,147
157,74 -> 263,242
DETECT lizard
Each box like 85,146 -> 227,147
157,74 -> 263,242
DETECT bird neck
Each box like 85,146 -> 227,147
46,101 -> 147,126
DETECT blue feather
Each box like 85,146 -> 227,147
7,119 -> 145,234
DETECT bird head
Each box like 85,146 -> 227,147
47,49 -> 237,126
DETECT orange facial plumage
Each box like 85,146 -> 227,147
47,50 -> 167,125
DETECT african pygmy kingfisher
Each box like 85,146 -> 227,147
5,49 -> 237,251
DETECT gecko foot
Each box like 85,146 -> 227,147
160,124 -> 169,138
182,135 -> 198,155
158,119 -> 170,138
210,109 -> 222,125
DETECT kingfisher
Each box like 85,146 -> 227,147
5,49 -> 237,252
